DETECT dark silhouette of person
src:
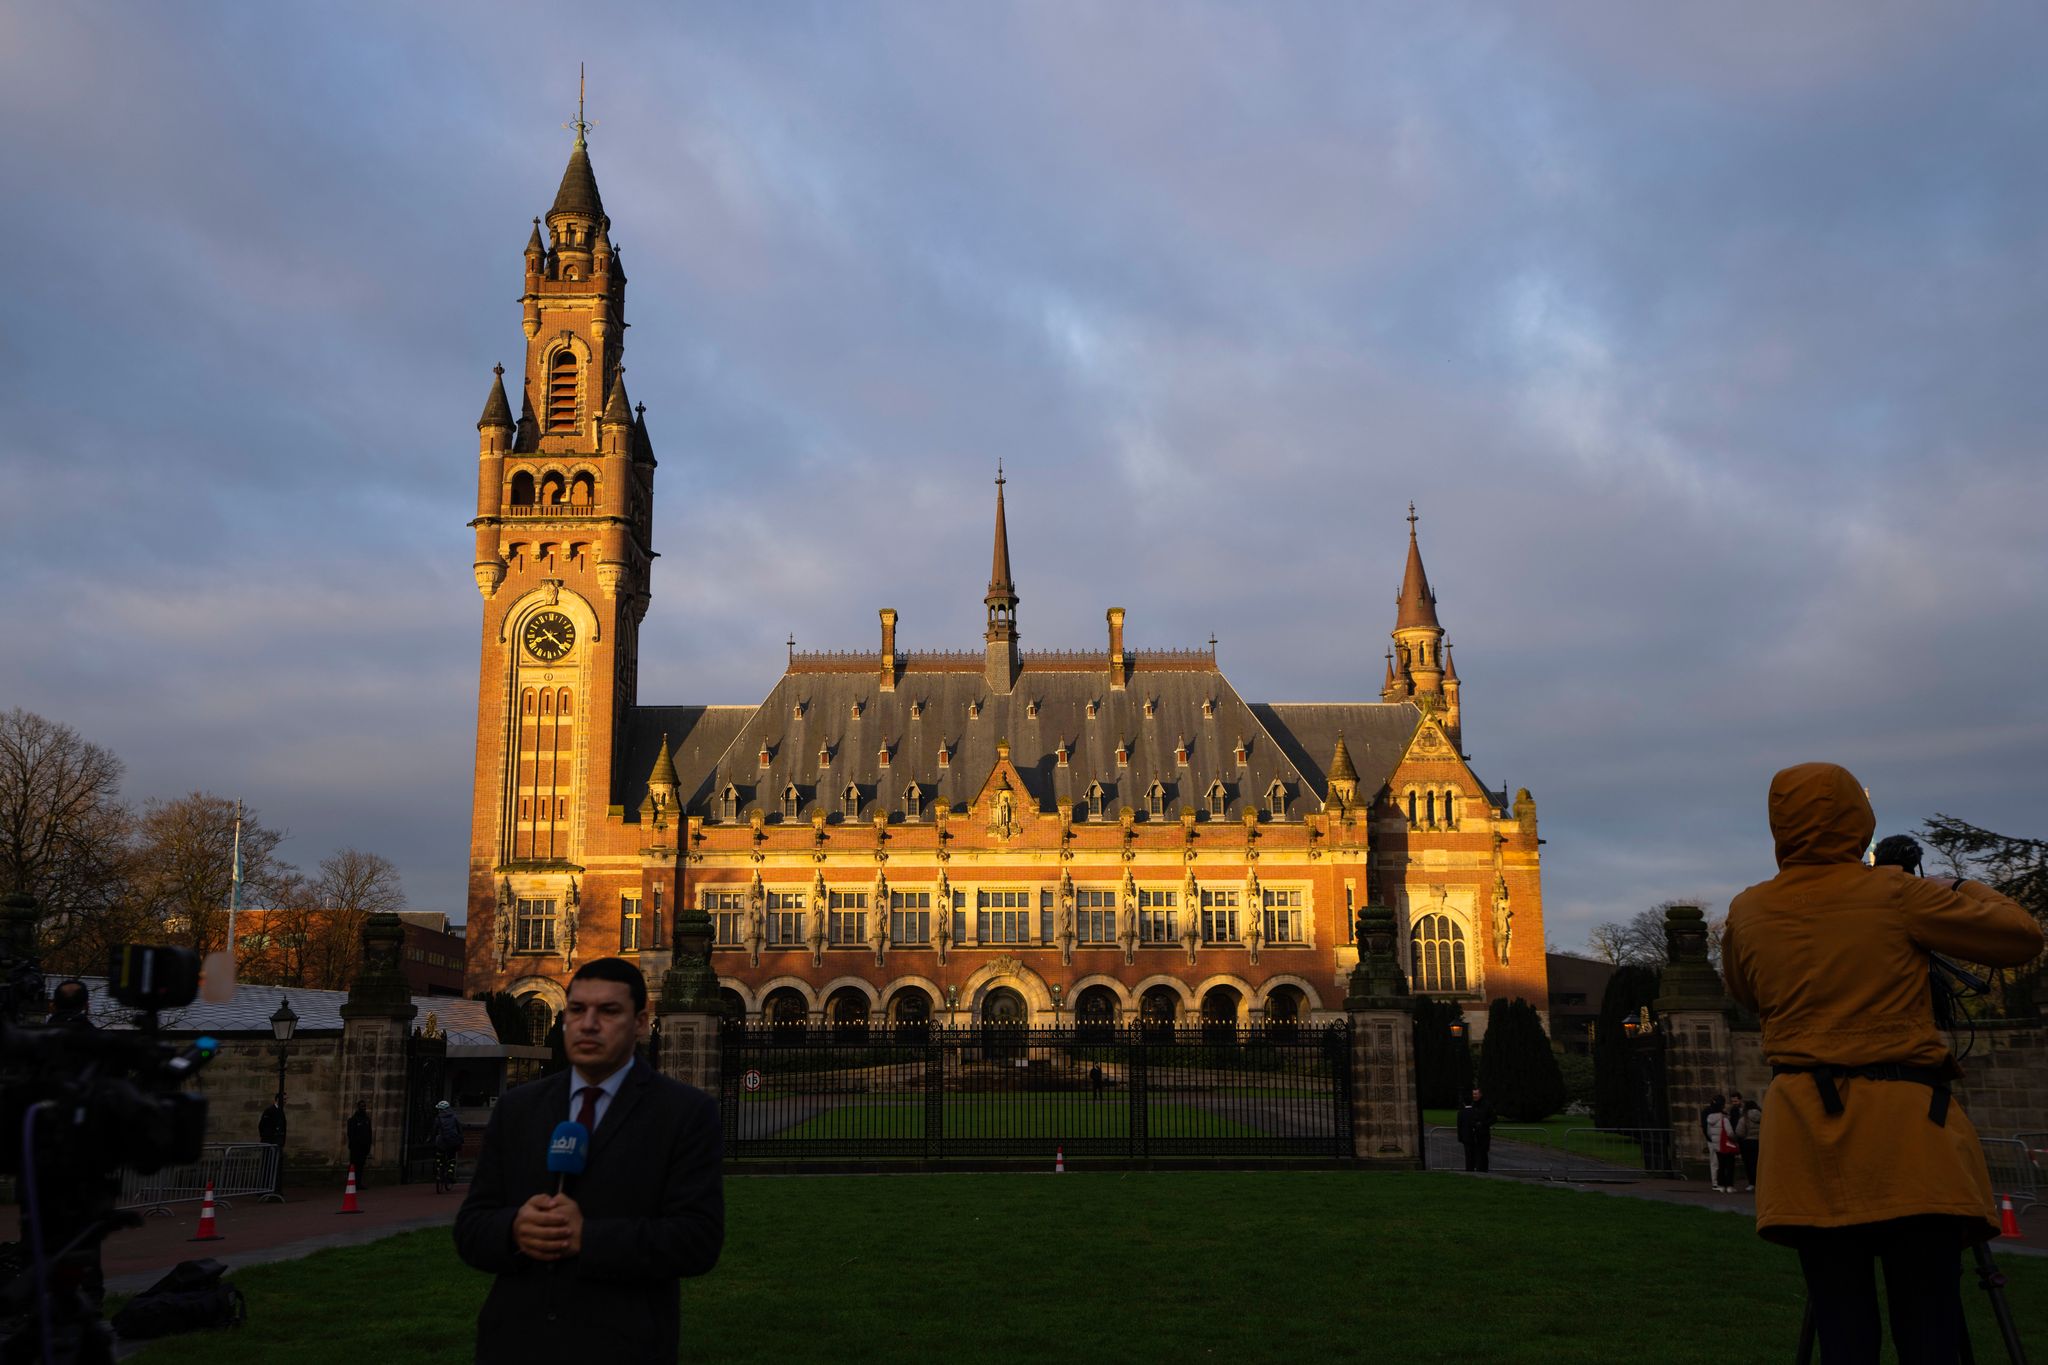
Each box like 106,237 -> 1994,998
1457,1087 -> 1497,1172
346,1101 -> 374,1185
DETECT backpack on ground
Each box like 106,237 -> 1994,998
112,1258 -> 245,1340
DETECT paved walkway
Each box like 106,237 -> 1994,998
2,1178 -> 466,1295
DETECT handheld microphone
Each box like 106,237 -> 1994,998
546,1121 -> 589,1196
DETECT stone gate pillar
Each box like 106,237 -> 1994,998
657,903 -> 723,1095
1654,903 -> 1731,1182
339,913 -> 417,1179
1,893 -> 46,1025
1347,904 -> 1419,1167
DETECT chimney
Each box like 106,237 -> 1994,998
879,608 -> 897,692
1107,607 -> 1126,691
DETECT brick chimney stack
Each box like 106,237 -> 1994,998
879,608 -> 898,692
1107,607 -> 1126,691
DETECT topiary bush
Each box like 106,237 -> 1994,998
1478,996 -> 1567,1121
1410,995 -> 1475,1108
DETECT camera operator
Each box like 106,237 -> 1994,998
1722,762 -> 2041,1363
46,981 -> 94,1030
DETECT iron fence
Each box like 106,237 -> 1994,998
721,1022 -> 1351,1164
117,1143 -> 281,1215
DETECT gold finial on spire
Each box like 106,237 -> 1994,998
565,62 -> 597,146
1407,501 -> 1418,535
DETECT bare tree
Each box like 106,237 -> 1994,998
132,793 -> 295,954
1586,902 -> 1723,970
306,847 -> 405,988
0,708 -> 138,972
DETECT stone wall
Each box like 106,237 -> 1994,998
193,1032 -> 347,1170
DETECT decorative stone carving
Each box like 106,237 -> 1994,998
495,878 -> 514,970
989,781 -> 1016,841
1180,868 -> 1201,965
563,878 -> 580,969
869,870 -> 890,966
931,870 -> 953,965
743,873 -> 766,968
806,872 -> 830,968
1243,869 -> 1263,965
1056,871 -> 1077,967
1118,870 -> 1139,966
1492,874 -> 1513,964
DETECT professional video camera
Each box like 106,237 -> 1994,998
1,944 -> 219,1365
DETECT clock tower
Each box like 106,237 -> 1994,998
466,111 -> 657,992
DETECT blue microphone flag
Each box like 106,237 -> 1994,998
547,1121 -> 589,1176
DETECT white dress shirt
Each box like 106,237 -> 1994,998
567,1056 -> 635,1131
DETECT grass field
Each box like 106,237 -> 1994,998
127,1172 -> 2047,1364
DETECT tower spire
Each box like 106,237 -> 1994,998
1392,503 -> 1446,702
983,464 -> 1019,693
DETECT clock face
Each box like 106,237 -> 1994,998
523,611 -> 576,662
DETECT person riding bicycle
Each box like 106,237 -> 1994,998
431,1100 -> 465,1193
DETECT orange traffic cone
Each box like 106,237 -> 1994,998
337,1165 -> 362,1215
1998,1193 -> 2022,1239
189,1181 -> 224,1242
1055,1146 -> 1065,1174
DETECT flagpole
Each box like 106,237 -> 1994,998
228,799 -> 243,957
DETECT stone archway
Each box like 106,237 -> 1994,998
980,985 -> 1028,1060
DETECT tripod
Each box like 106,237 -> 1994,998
1794,1240 -> 2028,1365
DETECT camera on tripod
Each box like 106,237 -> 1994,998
2,943 -> 221,1364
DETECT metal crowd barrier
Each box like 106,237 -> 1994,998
117,1143 -> 282,1215
1983,1135 -> 2042,1214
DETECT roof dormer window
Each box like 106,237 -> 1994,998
1086,782 -> 1104,820
905,784 -> 923,821
1147,782 -> 1166,818
782,785 -> 800,820
1207,782 -> 1226,818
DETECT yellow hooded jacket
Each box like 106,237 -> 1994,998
1723,763 -> 2041,1243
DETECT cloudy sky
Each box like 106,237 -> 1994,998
3,3 -> 2043,952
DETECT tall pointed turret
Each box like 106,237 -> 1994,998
1327,732 -> 1359,809
1391,503 -> 1446,702
984,464 -> 1020,693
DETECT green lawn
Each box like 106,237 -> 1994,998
128,1172 -> 2047,1364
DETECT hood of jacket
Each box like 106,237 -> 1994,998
1768,762 -> 1875,869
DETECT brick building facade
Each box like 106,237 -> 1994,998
463,128 -> 1549,1041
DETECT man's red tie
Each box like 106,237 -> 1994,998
576,1085 -> 600,1131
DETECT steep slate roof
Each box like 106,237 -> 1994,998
1249,702 -> 1419,799
620,705 -> 756,812
478,365 -> 514,430
635,656 -> 1432,827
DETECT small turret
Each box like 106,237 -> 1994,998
1327,731 -> 1359,810
1391,503 -> 1446,702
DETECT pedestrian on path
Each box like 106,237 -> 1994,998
346,1101 -> 373,1186
1737,1097 -> 1761,1194
1700,1092 -> 1724,1179
1708,1098 -> 1741,1192
1456,1087 -> 1496,1172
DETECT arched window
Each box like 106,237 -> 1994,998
891,987 -> 932,1041
547,350 -> 579,430
510,471 -> 536,506
570,472 -> 596,505
719,786 -> 739,822
1086,783 -> 1104,820
540,472 -> 566,505
1266,781 -> 1286,819
1208,783 -> 1226,818
518,993 -> 556,1046
827,988 -> 871,1043
764,987 -> 809,1043
904,784 -> 922,821
557,688 -> 572,715
1147,783 -> 1165,818
1139,985 -> 1181,1039
1441,791 -> 1455,828
1407,791 -> 1418,826
1425,791 -> 1436,825
1264,985 -> 1305,1041
782,785 -> 800,820
841,784 -> 861,819
1201,985 -> 1241,1042
717,988 -> 747,1031
1410,913 -> 1469,994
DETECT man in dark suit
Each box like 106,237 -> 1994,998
1456,1086 -> 1496,1172
455,957 -> 723,1364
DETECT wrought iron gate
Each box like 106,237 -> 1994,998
721,1021 -> 1352,1164
399,1027 -> 448,1183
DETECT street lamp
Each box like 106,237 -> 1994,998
1448,1021 -> 1466,1041
268,996 -> 297,1197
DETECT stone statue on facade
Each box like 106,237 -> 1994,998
1179,870 -> 1201,965
931,870 -> 953,965
495,877 -> 514,970
807,871 -> 828,968
989,782 -> 1015,841
1492,874 -> 1513,964
869,870 -> 890,966
1118,870 -> 1139,966
743,873 -> 766,968
1243,870 -> 1264,965
1056,871 -> 1077,967
562,877 -> 580,968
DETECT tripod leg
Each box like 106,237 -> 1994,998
1796,1296 -> 1816,1365
1969,1241 -> 2030,1365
